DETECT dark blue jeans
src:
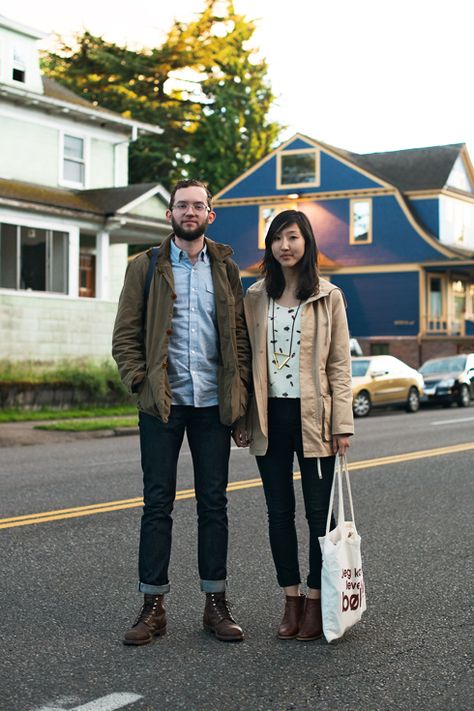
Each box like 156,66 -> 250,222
256,398 -> 335,590
138,406 -> 231,594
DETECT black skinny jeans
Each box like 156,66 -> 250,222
138,406 -> 231,594
256,398 -> 335,590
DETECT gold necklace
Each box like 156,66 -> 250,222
271,299 -> 302,370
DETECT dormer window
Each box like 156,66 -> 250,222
62,133 -> 86,187
277,149 -> 320,189
12,48 -> 26,83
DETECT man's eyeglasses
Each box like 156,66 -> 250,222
171,202 -> 210,213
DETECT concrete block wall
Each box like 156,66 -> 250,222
0,292 -> 118,361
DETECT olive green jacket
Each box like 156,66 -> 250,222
243,277 -> 354,457
112,234 -> 250,426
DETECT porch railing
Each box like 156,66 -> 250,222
422,316 -> 465,336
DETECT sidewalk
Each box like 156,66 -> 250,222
0,420 -> 139,447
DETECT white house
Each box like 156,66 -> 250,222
0,14 -> 170,361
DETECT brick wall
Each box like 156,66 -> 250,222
356,337 -> 474,368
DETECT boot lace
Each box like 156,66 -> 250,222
134,596 -> 162,626
208,593 -> 236,623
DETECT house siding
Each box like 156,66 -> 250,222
330,272 -> 420,338
0,114 -> 58,185
407,198 -> 439,237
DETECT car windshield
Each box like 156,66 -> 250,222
420,356 -> 467,374
352,359 -> 371,377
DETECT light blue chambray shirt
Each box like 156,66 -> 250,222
167,238 -> 219,407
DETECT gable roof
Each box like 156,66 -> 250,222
351,144 -> 466,192
0,76 -> 162,136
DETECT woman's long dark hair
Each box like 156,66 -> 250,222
260,210 -> 319,300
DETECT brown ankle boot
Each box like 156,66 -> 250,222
278,594 -> 305,640
296,597 -> 323,641
203,592 -> 244,642
123,594 -> 166,646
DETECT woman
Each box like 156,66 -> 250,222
235,210 -> 354,641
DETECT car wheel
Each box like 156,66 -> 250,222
353,391 -> 371,417
457,384 -> 470,408
405,387 -> 420,413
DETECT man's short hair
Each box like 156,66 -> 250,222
168,179 -> 213,209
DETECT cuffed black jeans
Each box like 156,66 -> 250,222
138,406 -> 231,594
256,398 -> 335,590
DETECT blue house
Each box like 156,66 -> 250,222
208,133 -> 474,366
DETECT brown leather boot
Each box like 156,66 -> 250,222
123,594 -> 166,646
278,594 -> 305,640
296,597 -> 323,641
203,592 -> 244,642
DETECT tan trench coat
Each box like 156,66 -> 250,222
112,235 -> 250,426
244,278 -> 354,457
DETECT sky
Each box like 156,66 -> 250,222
7,0 -> 474,158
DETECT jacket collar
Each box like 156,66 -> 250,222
246,276 -> 337,303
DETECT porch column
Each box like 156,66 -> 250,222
68,226 -> 80,297
95,230 -> 110,300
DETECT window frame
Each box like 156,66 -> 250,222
258,202 -> 297,250
276,148 -> 320,190
349,198 -> 373,245
0,220 -> 70,295
12,46 -> 26,84
59,130 -> 88,188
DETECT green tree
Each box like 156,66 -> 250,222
41,0 -> 281,192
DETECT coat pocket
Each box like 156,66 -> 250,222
322,395 -> 333,442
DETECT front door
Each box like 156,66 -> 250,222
79,254 -> 95,298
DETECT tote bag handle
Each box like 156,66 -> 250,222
325,454 -> 357,535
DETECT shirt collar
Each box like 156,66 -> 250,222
170,237 -> 208,264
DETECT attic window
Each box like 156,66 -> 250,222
12,49 -> 26,83
277,149 -> 320,189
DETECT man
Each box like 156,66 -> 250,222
112,179 -> 250,645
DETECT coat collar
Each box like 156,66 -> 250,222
245,276 -> 337,303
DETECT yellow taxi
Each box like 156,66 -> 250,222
352,355 -> 424,417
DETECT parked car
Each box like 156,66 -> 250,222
350,338 -> 363,356
351,355 -> 424,417
419,353 -> 474,407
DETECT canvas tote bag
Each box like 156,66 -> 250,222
319,455 -> 366,642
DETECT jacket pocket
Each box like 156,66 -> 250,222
321,395 -> 333,442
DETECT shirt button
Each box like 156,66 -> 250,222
166,329 -> 173,335
171,293 -> 177,300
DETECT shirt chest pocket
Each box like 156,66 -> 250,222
204,284 -> 216,315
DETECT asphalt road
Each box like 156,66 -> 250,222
1,405 -> 473,711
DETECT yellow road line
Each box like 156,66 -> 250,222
1,441 -> 473,530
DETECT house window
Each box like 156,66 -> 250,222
350,199 -> 372,244
12,48 -> 26,83
453,279 -> 466,320
0,223 -> 69,293
258,203 -> 296,249
429,277 -> 444,318
370,343 -> 390,355
63,134 -> 85,186
277,149 -> 320,189
469,284 -> 474,318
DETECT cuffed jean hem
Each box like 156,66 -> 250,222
200,579 -> 227,593
138,581 -> 170,595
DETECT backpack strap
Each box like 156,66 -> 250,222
142,246 -> 160,332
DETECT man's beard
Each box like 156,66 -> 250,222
171,215 -> 208,242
